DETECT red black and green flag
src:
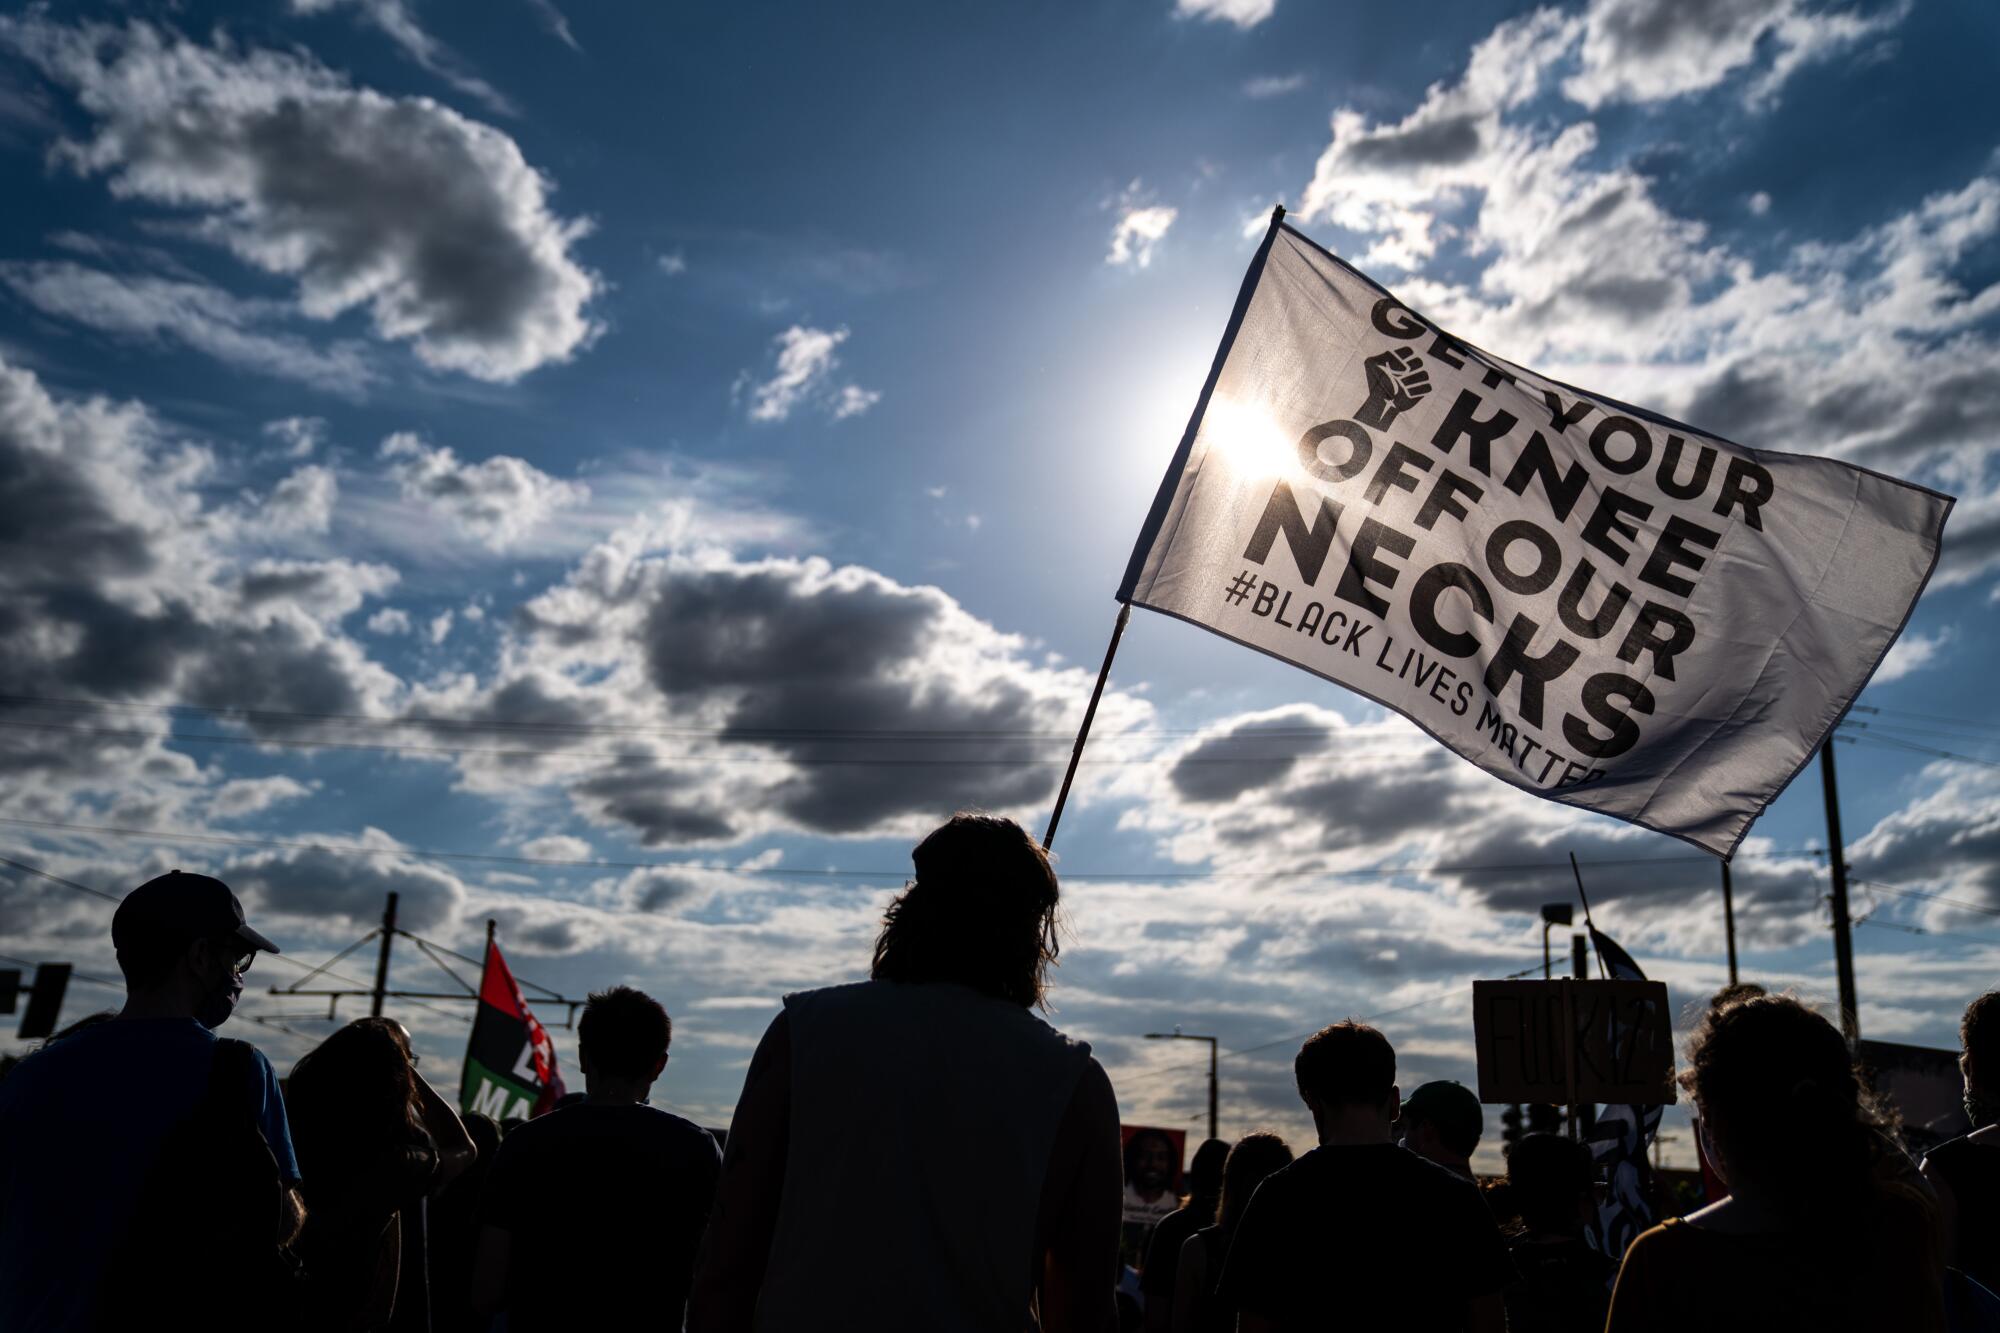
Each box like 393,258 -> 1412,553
459,937 -> 566,1122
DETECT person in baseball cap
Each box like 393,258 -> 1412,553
1397,1080 -> 1485,1181
112,869 -> 280,1030
0,869 -> 302,1330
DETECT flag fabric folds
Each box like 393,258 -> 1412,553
459,937 -> 566,1123
1584,927 -> 1664,1261
1118,218 -> 1952,856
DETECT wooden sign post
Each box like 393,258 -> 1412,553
1473,979 -> 1676,1132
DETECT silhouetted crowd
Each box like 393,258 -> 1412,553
2,816 -> 1997,1331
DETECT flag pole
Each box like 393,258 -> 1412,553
1042,602 -> 1131,851
458,920 -> 497,1114
1569,852 -> 1609,980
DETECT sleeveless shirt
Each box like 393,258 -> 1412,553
752,979 -> 1093,1333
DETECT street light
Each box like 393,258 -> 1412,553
1145,1028 -> 1219,1142
1540,903 -> 1573,980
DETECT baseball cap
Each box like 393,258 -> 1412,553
1398,1080 -> 1483,1145
112,870 -> 280,957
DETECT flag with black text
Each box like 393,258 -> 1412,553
1119,220 -> 1951,855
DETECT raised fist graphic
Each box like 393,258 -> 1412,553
1353,348 -> 1432,431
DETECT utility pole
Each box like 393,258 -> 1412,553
371,891 -> 399,1019
1571,934 -> 1595,1138
1720,860 -> 1739,986
1819,740 -> 1860,1043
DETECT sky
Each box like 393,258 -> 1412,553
1,0 -> 1998,1171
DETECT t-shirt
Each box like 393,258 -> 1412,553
0,1017 -> 299,1331
1216,1143 -> 1513,1331
1606,1213 -> 1945,1333
1502,1232 -> 1614,1333
1142,1198 -> 1217,1310
482,1100 -> 721,1331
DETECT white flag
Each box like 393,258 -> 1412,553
1120,219 -> 1952,856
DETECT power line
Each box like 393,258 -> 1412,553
0,852 -> 122,902
1851,703 -> 2000,733
1836,730 -> 2000,771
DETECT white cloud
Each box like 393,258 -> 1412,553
263,416 -> 328,459
1244,73 -> 1306,98
1748,190 -> 1773,216
743,325 -> 879,423
428,609 -> 455,644
380,432 -> 589,550
1,17 -> 602,382
1174,0 -> 1276,29
658,250 -> 688,276
1563,0 -> 1907,109
367,607 -> 412,635
245,464 -> 340,537
400,544 -> 1156,847
210,775 -> 316,820
0,261 -> 373,391
522,0 -> 582,52
1108,204 -> 1178,270
520,834 -> 592,861
1872,629 -> 1953,684
289,0 -> 512,114
831,383 -> 881,420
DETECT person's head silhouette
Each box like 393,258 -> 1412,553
871,813 -> 1062,1009
1186,1137 -> 1231,1204
111,870 -> 279,1028
1294,1021 -> 1399,1146
1216,1132 -> 1293,1233
1959,991 -> 2000,1129
1506,1132 -> 1593,1237
1684,994 -> 1877,1213
577,985 -> 673,1105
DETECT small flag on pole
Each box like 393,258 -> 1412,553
1118,212 -> 1951,856
460,935 -> 565,1122
1583,927 -> 1664,1261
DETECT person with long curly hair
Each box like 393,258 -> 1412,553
690,813 -> 1122,1333
1606,993 -> 1944,1332
287,1016 -> 476,1332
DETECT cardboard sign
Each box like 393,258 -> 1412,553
1473,978 -> 1676,1106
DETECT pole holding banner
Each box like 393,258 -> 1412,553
1569,853 -> 1608,980
1720,860 -> 1739,986
1043,603 -> 1130,851
1820,739 -> 1861,1043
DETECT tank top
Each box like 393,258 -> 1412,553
1928,1134 -> 2000,1293
752,979 -> 1093,1333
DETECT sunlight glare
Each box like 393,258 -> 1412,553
1199,395 -> 1296,484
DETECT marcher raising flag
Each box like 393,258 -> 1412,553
461,928 -> 566,1123
1077,208 -> 1952,857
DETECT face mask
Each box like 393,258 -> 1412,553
1965,1091 -> 2000,1131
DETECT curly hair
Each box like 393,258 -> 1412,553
1962,991 -> 2000,1082
1681,994 -> 1888,1212
870,813 -> 1062,1009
